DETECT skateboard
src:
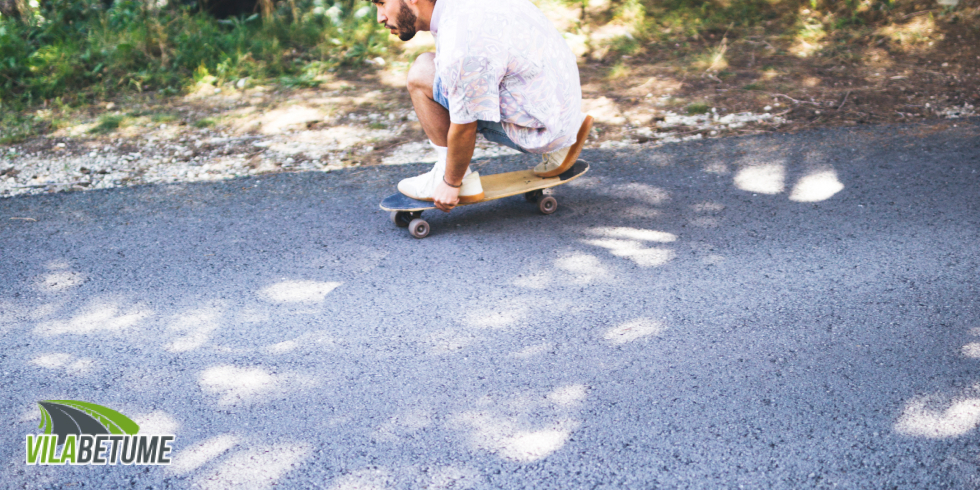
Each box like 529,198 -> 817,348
380,160 -> 590,238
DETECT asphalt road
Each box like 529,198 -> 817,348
2,121 -> 979,489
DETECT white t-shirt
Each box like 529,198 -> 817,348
430,0 -> 583,153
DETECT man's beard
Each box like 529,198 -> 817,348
394,0 -> 417,41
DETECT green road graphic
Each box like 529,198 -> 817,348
37,400 -> 140,445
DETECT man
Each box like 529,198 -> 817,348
373,0 -> 593,212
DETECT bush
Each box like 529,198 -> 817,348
0,0 -> 388,110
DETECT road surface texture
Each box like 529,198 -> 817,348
2,121 -> 979,489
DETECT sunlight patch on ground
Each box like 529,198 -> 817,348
464,300 -> 530,330
554,252 -> 610,284
268,126 -> 393,158
546,384 -> 588,407
373,409 -> 433,443
454,411 -> 577,463
198,365 -> 318,406
259,280 -> 341,304
34,300 -> 151,336
428,465 -> 483,489
876,16 -> 937,50
196,442 -> 313,490
267,340 -> 299,354
962,343 -> 980,358
327,468 -> 391,490
29,353 -> 94,375
512,270 -> 553,289
790,10 -> 828,58
131,410 -> 180,435
38,271 -> 85,292
604,318 -> 665,344
789,169 -> 845,202
704,161 -> 730,174
734,163 -> 786,195
657,112 -> 783,132
511,342 -> 554,359
265,331 -> 336,354
624,77 -> 684,98
425,328 -> 478,355
257,106 -> 326,135
166,306 -> 223,353
582,238 -> 675,267
587,23 -> 634,61
895,396 -> 980,438
611,182 -> 670,205
588,226 -> 677,243
692,201 -> 726,213
622,206 -> 662,219
582,97 -> 627,125
168,434 -> 241,476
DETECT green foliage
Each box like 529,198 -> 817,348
0,0 -> 389,110
193,117 -> 216,128
0,112 -> 39,144
687,102 -> 710,114
90,113 -> 125,134
150,112 -> 178,123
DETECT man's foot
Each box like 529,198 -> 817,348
533,114 -> 594,177
397,166 -> 485,203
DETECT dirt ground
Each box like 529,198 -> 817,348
2,3 -> 978,196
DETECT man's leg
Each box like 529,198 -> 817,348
398,52 -> 484,203
407,52 -> 450,147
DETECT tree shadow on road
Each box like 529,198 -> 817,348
1,121 -> 979,489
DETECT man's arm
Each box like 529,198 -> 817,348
433,121 -> 478,212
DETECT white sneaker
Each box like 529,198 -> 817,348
397,166 -> 485,203
533,114 -> 594,177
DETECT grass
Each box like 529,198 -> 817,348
0,113 -> 39,144
607,61 -> 632,80
1,0 -> 976,141
151,113 -> 179,123
687,102 -> 710,115
0,0 -> 388,111
193,118 -> 217,128
89,114 -> 126,134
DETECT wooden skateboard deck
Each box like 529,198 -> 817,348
381,160 -> 589,238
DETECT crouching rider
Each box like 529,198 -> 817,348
373,0 -> 594,212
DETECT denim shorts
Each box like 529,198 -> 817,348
433,75 -> 528,154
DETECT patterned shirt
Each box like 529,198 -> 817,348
430,0 -> 583,153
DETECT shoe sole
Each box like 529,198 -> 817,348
534,115 -> 594,178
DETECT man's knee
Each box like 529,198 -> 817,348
407,52 -> 435,95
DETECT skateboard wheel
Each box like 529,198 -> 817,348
391,211 -> 411,228
408,218 -> 430,239
538,196 -> 558,215
524,190 -> 543,203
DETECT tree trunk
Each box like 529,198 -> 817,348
257,0 -> 274,18
0,0 -> 31,21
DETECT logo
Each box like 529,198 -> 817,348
26,400 -> 175,466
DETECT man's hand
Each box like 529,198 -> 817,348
433,179 -> 461,212
436,121 -> 478,213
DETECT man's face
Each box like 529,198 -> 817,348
374,0 -> 418,42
